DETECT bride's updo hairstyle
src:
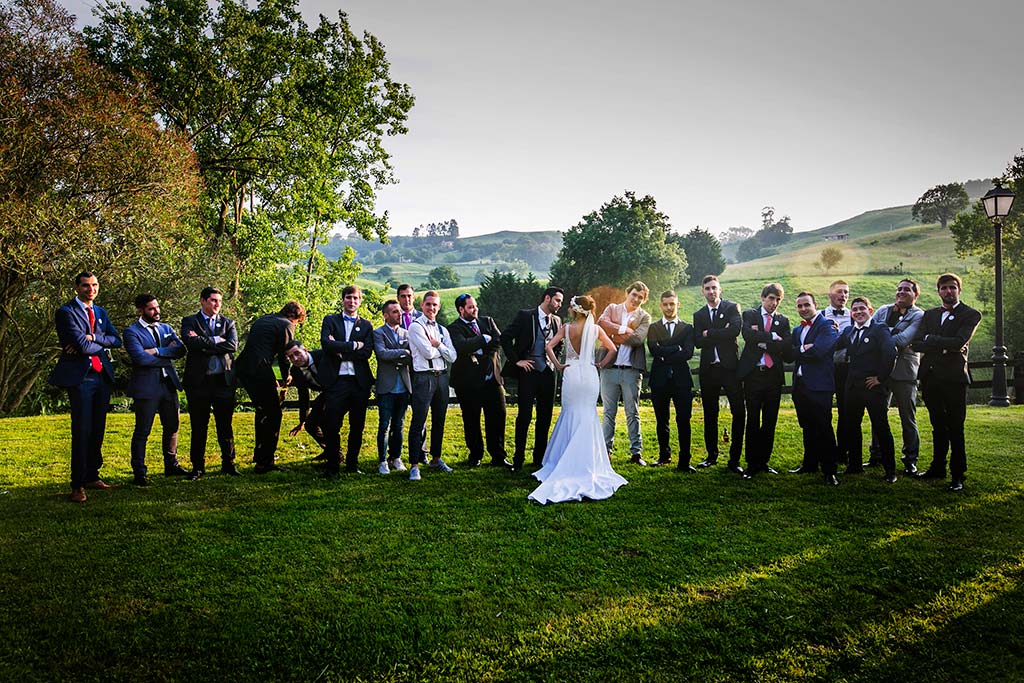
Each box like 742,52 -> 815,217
569,295 -> 595,319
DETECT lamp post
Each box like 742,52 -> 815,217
981,181 -> 1015,407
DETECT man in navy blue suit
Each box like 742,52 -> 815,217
789,292 -> 841,486
836,296 -> 899,483
48,272 -> 122,503
124,293 -> 188,485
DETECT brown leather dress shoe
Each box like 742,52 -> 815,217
84,479 -> 114,490
69,488 -> 87,503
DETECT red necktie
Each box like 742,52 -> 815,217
86,307 -> 103,372
762,313 -> 774,369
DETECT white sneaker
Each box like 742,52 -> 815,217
429,459 -> 453,473
409,466 -> 421,481
378,461 -> 390,475
390,458 -> 407,472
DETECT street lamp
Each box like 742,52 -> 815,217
981,181 -> 1015,407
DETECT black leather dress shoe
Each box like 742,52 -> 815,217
221,465 -> 241,476
917,468 -> 946,480
187,470 -> 204,481
742,468 -> 760,480
651,459 -> 672,467
863,459 -> 881,468
630,456 -> 648,467
676,464 -> 697,473
765,468 -> 779,475
133,475 -> 152,486
949,479 -> 964,492
164,464 -> 190,476
727,464 -> 745,474
883,473 -> 898,484
491,459 -> 514,469
824,474 -> 840,486
904,463 -> 918,475
789,466 -> 818,474
467,459 -> 481,467
696,458 -> 717,468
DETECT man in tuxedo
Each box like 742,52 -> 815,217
449,294 -> 511,468
320,285 -> 375,476
49,272 -> 122,502
911,273 -> 982,492
598,281 -> 652,465
500,286 -> 564,472
284,341 -> 327,458
789,292 -> 841,486
396,283 -> 422,331
182,286 -> 239,480
646,290 -> 695,471
822,280 -> 852,463
738,282 -> 791,478
123,293 -> 188,485
407,291 -> 458,480
373,300 -> 412,475
692,275 -> 744,473
867,279 -> 924,474
835,296 -> 899,483
236,301 -> 306,473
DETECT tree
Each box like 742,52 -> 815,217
817,246 -> 844,274
719,226 -> 754,246
421,265 -> 460,290
670,227 -> 726,285
84,0 -> 414,310
0,0 -> 203,414
548,191 -> 687,296
913,182 -> 970,231
478,271 -> 545,329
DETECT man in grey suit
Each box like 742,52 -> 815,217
867,278 -> 924,474
373,299 -> 412,475
597,281 -> 652,465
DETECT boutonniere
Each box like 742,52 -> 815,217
97,318 -> 103,324
354,326 -> 361,332
947,315 -> 954,321
718,312 -> 724,319
864,338 -> 870,344
773,319 -> 779,326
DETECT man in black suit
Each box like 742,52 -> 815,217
692,275 -> 744,473
285,341 -> 327,455
647,290 -> 696,471
236,301 -> 306,473
500,286 -> 564,472
123,293 -> 188,485
181,286 -> 239,480
320,285 -> 375,476
911,273 -> 982,492
738,282 -> 791,478
49,272 -> 122,502
449,294 -> 511,468
835,296 -> 899,483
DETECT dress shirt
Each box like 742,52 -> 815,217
140,317 -> 168,377
661,317 -> 678,337
408,317 -> 457,372
706,303 -> 721,363
823,306 -> 851,362
940,302 -> 961,325
614,303 -> 637,366
337,316 -> 356,376
756,306 -> 780,368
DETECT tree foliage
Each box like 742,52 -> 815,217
84,0 -> 414,311
734,209 -> 794,262
913,182 -> 970,231
719,226 -> 754,246
548,191 -> 687,297
478,271 -> 545,329
670,227 -> 726,285
817,246 -> 844,274
0,0 -> 203,414
421,265 -> 460,290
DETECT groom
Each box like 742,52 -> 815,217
500,286 -> 564,473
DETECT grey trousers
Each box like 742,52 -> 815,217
601,366 -> 642,456
871,378 -> 919,465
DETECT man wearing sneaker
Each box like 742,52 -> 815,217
373,300 -> 413,475
123,293 -> 188,486
407,291 -> 457,480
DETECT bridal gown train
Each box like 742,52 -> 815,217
528,315 -> 627,504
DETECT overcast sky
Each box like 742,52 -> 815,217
67,0 -> 1023,236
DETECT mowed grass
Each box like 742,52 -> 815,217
2,404 -> 1023,682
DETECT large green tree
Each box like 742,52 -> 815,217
0,0 -> 203,414
548,191 -> 687,296
670,227 -> 726,285
84,0 -> 414,315
913,182 -> 970,231
478,271 -> 545,329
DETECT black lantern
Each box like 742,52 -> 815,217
981,181 -> 1015,407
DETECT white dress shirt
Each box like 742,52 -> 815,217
408,317 -> 457,372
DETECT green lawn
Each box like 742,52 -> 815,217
2,405 -> 1023,681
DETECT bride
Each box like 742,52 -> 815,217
528,295 -> 628,504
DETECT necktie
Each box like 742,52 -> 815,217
149,324 -> 161,347
853,327 -> 864,347
762,313 -> 774,369
86,307 -> 103,372
207,315 -> 216,335
667,321 -> 675,337
470,320 -> 481,335
403,312 -> 411,328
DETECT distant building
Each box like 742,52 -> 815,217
823,233 -> 849,241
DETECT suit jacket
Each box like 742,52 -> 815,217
837,322 -> 897,385
911,303 -> 982,386
595,302 -> 651,370
500,308 -> 562,379
449,316 -> 504,392
49,299 -> 122,387
235,314 -> 294,384
738,308 -> 792,380
319,314 -> 374,391
872,304 -> 924,382
181,312 -> 237,389
790,313 -> 839,392
124,320 -> 185,398
373,324 -> 412,395
693,300 -> 742,371
646,319 -> 695,390
399,309 -> 423,330
288,348 -> 327,393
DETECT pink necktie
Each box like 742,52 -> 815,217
762,313 -> 774,369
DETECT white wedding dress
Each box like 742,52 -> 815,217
528,314 -> 627,504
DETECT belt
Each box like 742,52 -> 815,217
414,369 -> 447,376
612,364 -> 636,370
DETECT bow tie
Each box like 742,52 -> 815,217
343,315 -> 358,323
832,309 -> 844,316
800,320 -> 813,327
